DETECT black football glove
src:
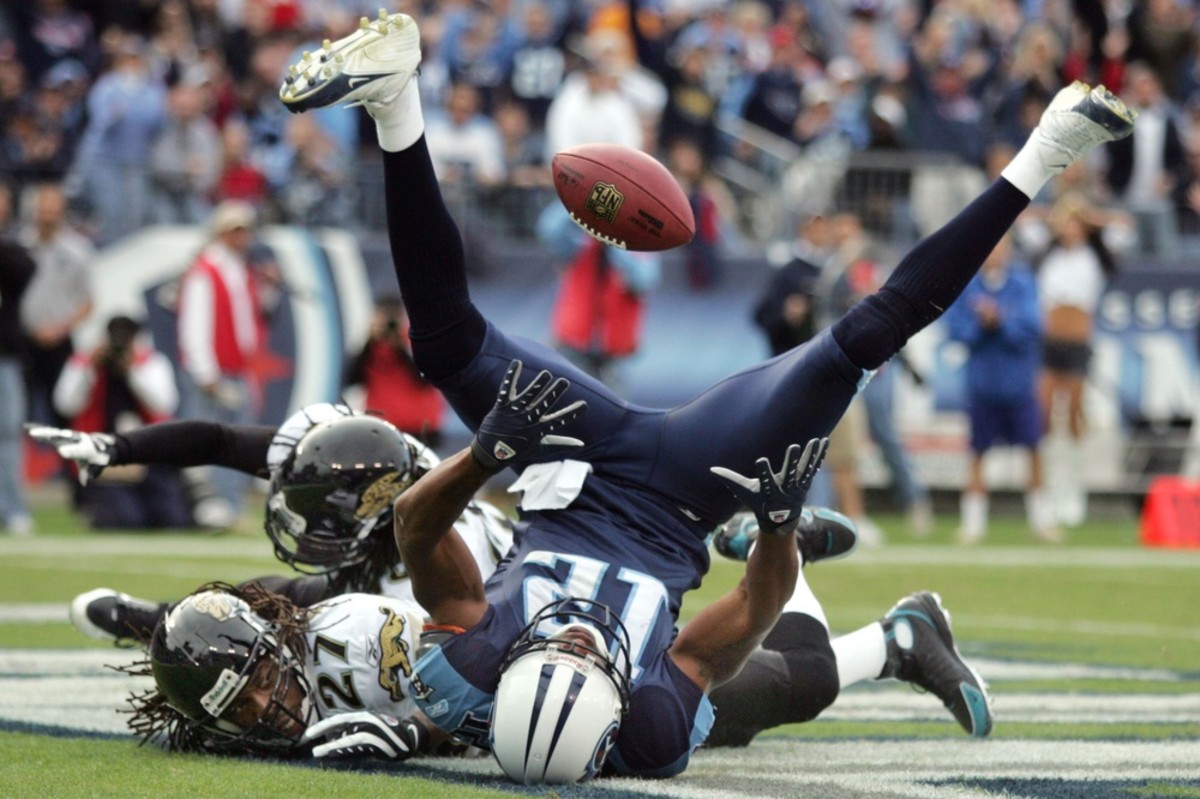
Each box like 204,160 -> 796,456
24,424 -> 115,487
301,712 -> 430,761
470,359 -> 588,473
710,437 -> 829,537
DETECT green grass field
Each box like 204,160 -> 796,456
2,490 -> 1199,798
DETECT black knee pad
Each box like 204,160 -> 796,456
705,614 -> 841,748
706,648 -> 792,748
763,613 -> 840,722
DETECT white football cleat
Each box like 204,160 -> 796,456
1033,81 -> 1137,173
280,9 -> 421,115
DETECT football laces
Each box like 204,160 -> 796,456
567,213 -> 627,250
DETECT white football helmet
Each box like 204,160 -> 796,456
489,598 -> 632,784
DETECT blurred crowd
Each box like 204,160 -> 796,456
1,0 -> 1198,539
0,0 -> 1198,249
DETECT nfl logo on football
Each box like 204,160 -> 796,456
584,182 -> 623,223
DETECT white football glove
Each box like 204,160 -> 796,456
24,424 -> 115,487
301,712 -> 429,761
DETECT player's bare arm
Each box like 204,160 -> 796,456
393,447 -> 492,629
671,440 -> 830,690
395,359 -> 588,630
670,530 -> 800,690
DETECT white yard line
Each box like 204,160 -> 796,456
0,536 -> 272,558
2,650 -> 1196,799
2,650 -> 1195,732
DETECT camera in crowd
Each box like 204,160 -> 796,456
377,296 -> 406,339
100,315 -> 141,371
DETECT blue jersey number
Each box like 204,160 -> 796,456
520,550 -> 669,682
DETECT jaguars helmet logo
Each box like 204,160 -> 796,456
189,591 -> 237,621
377,606 -> 414,701
584,181 -> 623,223
357,471 -> 409,520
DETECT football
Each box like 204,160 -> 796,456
552,143 -> 695,252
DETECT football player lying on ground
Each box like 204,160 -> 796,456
39,395 -> 872,739
118,580 -> 443,758
27,403 -> 514,644
277,9 -> 1132,783
120,577 -> 986,760
121,433 -> 837,769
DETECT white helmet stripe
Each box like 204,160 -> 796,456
547,668 -> 588,776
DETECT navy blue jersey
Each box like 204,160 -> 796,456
382,131 -> 1033,778
412,538 -> 714,776
414,320 -> 865,775
436,321 -> 865,531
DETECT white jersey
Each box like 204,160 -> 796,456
304,593 -> 428,721
1038,244 -> 1107,314
373,499 -> 514,604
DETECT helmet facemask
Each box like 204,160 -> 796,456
198,631 -> 313,752
265,486 -> 385,573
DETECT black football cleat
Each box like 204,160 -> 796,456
714,508 -> 857,566
69,588 -> 168,647
880,591 -> 994,737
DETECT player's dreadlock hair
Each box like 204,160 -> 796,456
334,525 -> 402,594
116,581 -> 310,756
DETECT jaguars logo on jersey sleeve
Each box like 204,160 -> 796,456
305,594 -> 426,720
377,605 -> 415,701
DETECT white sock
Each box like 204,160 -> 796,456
1068,438 -> 1088,520
1000,129 -> 1056,199
1025,488 -> 1053,531
782,567 -> 827,631
372,78 -> 424,152
830,622 -> 888,689
960,491 -> 988,538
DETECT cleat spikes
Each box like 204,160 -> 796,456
278,10 -> 422,115
1032,81 -> 1137,173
